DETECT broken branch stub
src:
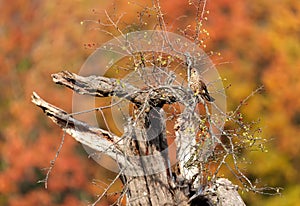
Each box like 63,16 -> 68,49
52,71 -> 186,107
31,92 -> 135,168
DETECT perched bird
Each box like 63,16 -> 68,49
190,68 -> 215,102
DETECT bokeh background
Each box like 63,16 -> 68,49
1,0 -> 299,205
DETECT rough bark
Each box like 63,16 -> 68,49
32,71 -> 246,206
52,71 -> 186,107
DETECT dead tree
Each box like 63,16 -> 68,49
31,0 -> 283,203
32,69 -> 246,205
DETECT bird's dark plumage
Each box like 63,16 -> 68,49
190,68 -> 215,102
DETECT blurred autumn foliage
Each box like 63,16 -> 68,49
0,0 -> 299,205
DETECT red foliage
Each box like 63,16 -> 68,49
1,0 -> 299,205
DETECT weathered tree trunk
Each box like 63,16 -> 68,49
32,71 -> 246,206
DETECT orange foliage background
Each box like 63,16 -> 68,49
0,0 -> 299,205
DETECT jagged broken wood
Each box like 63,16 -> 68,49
32,71 -> 246,206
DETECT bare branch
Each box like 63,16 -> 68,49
51,70 -> 187,106
38,129 -> 66,189
31,92 -> 131,167
52,71 -> 140,100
